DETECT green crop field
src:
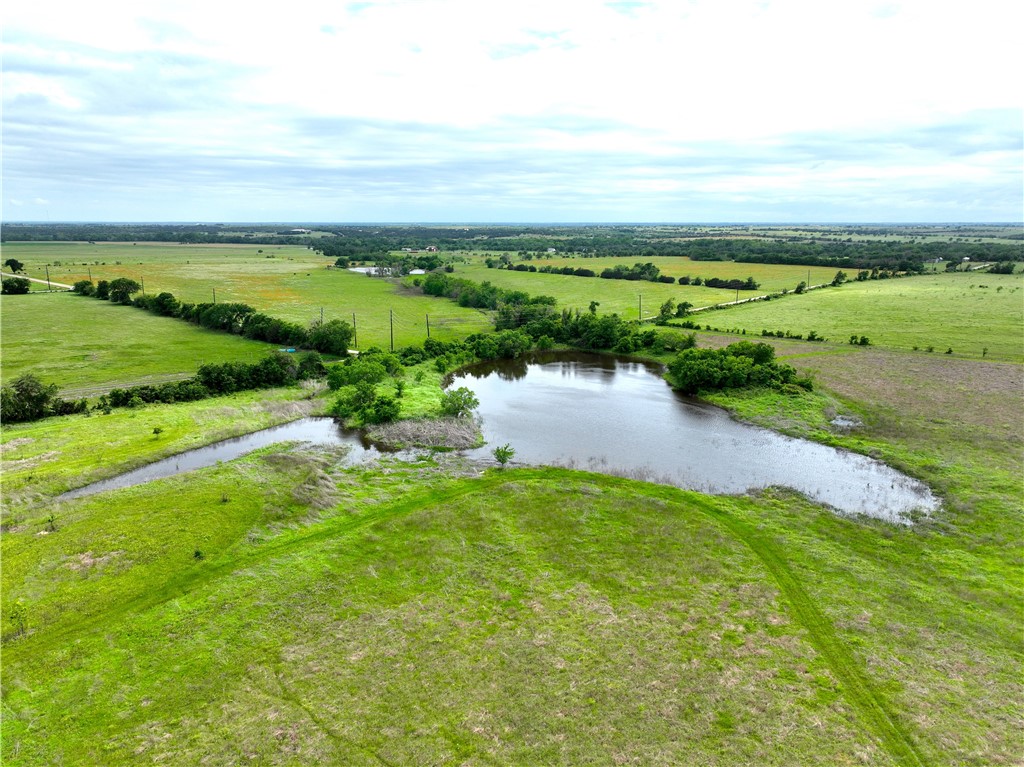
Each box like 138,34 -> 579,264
0,292 -> 284,395
684,271 -> 1024,362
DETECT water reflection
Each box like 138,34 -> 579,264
452,352 -> 939,523
58,418 -> 389,501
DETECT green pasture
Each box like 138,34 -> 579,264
0,292 -> 287,395
688,271 -> 1024,362
0,242 -> 491,350
508,254 -> 840,291
2,349 -> 1021,764
1,238 -> 1022,764
445,256 -> 839,316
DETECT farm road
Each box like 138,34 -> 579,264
0,271 -> 74,290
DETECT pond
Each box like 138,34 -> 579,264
60,353 -> 939,523
451,352 -> 939,523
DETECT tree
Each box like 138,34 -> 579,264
3,258 -> 25,273
657,298 -> 676,324
1,278 -> 31,295
439,387 -> 479,418
794,281 -> 807,294
832,270 -> 848,286
1,374 -> 59,422
308,319 -> 353,357
107,278 -> 141,303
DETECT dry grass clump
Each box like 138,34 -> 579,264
365,417 -> 482,450
263,451 -> 339,511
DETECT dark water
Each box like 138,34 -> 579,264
452,352 -> 939,523
58,418 -> 384,500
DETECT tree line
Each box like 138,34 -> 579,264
70,279 -> 352,355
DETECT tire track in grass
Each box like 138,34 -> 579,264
681,491 -> 930,767
497,472 -> 929,766
5,473 -> 512,657
9,468 -> 929,765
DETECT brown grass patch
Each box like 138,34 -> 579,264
64,550 -> 123,572
0,437 -> 35,455
791,349 -> 1023,439
365,417 -> 482,449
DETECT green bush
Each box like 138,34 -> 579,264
1,278 -> 31,295
667,342 -> 807,396
439,387 -> 479,418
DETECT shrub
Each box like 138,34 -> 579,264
364,394 -> 401,424
666,342 -> 804,396
439,387 -> 479,418
327,359 -> 388,390
1,374 -> 61,423
1,278 -> 31,295
493,443 -> 515,466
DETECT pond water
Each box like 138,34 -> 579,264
58,418 -> 387,501
451,352 -> 939,523
60,353 -> 939,523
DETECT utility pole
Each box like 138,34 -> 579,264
390,309 -> 394,352
638,294 -> 642,321
320,306 -> 324,325
45,265 -> 51,291
426,314 -> 430,339
88,267 -> 92,281
352,313 -> 357,349
212,287 -> 216,304
141,277 -> 145,296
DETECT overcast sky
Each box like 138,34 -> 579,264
3,0 -> 1022,223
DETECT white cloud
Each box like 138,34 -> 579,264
2,0 -> 1021,221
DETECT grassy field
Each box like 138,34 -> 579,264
2,346 -> 1021,764
0,242 -> 492,350
442,256 -> 839,317
682,271 -> 1024,362
0,292 -> 286,395
1,237 -> 1022,765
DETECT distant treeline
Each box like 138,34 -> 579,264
503,261 -> 760,290
418,272 -> 696,355
6,225 -> 1020,272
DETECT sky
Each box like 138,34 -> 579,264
3,0 -> 1022,223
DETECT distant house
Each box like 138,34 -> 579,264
425,246 -> 438,252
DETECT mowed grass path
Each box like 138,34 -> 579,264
0,292 -> 283,394
1,242 -> 491,349
692,271 -> 1024,361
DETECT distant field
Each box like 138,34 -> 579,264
446,256 -> 839,317
689,271 -> 1024,362
0,292 -> 282,395
0,242 -> 492,352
